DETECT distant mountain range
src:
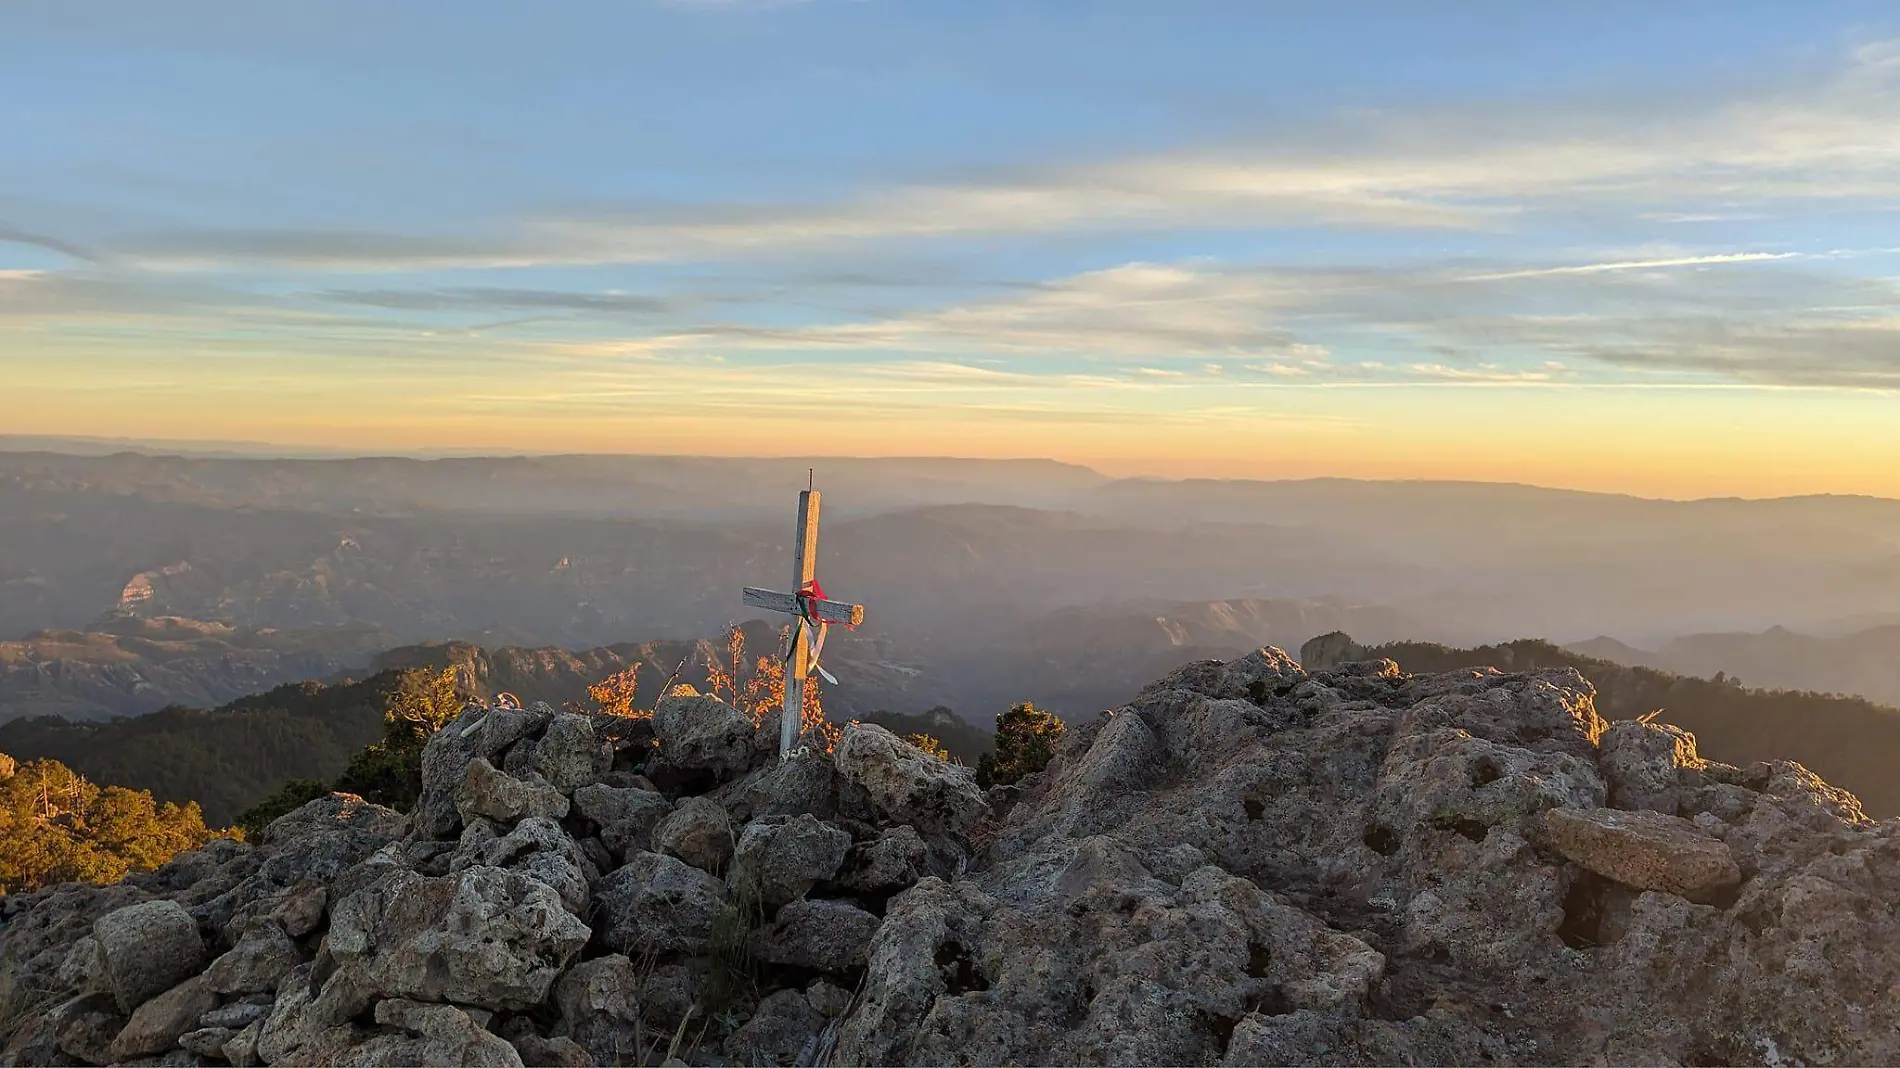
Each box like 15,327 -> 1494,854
1568,625 -> 1900,709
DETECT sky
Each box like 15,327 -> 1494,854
3,1 -> 1900,498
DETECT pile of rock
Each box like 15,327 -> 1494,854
4,649 -> 1898,1067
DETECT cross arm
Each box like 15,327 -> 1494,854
742,587 -> 866,627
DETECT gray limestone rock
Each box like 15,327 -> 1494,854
457,757 -> 571,826
324,865 -> 590,1010
725,988 -> 824,1067
595,851 -> 730,957
204,923 -> 303,995
834,723 -> 987,840
530,713 -> 614,793
110,974 -> 217,1061
730,814 -> 851,907
1545,805 -> 1742,902
651,796 -> 735,874
652,693 -> 757,779
755,896 -> 882,971
92,900 -> 207,1013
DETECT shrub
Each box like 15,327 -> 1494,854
975,702 -> 1065,788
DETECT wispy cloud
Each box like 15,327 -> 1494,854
71,38 -> 1900,272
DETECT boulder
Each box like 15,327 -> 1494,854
572,783 -> 673,860
595,851 -> 730,957
530,713 -> 614,792
110,974 -> 216,1060
725,988 -> 824,1067
456,757 -> 570,825
451,815 -> 592,915
324,865 -> 590,1010
199,999 -> 273,1030
756,896 -> 882,971
838,825 -> 929,895
553,955 -> 642,1063
49,993 -> 125,1065
1545,806 -> 1742,903
343,999 -> 524,1068
834,723 -> 987,840
652,796 -> 736,874
92,900 -> 207,1013
806,977 -> 854,1018
730,814 -> 852,907
414,703 -> 553,839
204,923 -> 303,995
652,693 -> 756,778
1600,719 -> 1699,814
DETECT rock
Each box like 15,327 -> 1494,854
1299,631 -> 1369,671
530,713 -> 614,792
595,851 -> 730,956
711,753 -> 840,822
725,988 -> 824,1067
199,999 -> 272,1030
178,1027 -> 235,1058
204,923 -> 302,995
756,897 -> 881,971
509,1031 -> 593,1068
111,974 -> 216,1060
1546,806 -> 1742,903
730,814 -> 852,907
49,993 -> 125,1065
552,955 -> 641,1063
652,693 -> 757,779
222,1020 -> 263,1067
457,757 -> 571,825
343,999 -> 524,1068
572,783 -> 673,860
1600,719 -> 1699,814
451,815 -> 592,915
414,703 -> 553,840
92,900 -> 207,1013
838,825 -> 929,895
325,865 -> 590,1010
54,934 -> 98,993
834,723 -> 987,840
806,977 -> 854,1018
652,796 -> 735,873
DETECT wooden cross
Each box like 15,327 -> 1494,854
741,489 -> 866,756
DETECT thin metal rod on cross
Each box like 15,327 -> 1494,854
741,488 -> 867,756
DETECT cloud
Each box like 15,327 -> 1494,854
319,287 -> 673,314
76,38 -> 1900,272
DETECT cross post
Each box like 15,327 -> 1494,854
741,489 -> 867,756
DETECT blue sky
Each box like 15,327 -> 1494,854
4,1 -> 1899,495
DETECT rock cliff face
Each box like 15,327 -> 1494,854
3,650 -> 1896,1067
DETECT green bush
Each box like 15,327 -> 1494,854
975,702 -> 1065,788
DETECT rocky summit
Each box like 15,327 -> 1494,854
3,651 -> 1897,1067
